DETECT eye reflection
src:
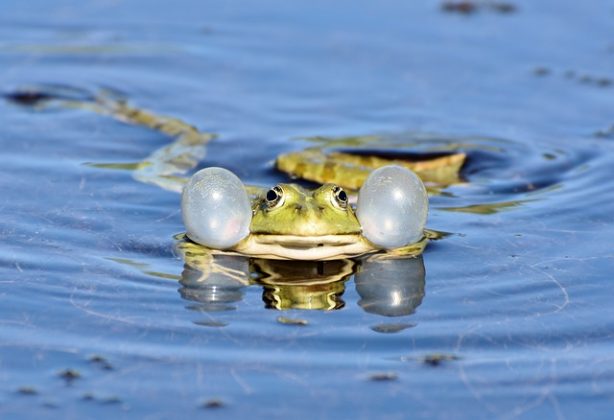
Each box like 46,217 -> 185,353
354,256 -> 425,317
178,255 -> 250,313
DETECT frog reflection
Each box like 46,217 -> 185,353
177,242 -> 425,316
251,259 -> 355,310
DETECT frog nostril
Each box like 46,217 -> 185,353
294,204 -> 304,212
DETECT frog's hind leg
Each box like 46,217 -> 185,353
5,85 -> 215,193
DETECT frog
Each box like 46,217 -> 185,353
181,172 -> 429,261
6,86 -> 463,261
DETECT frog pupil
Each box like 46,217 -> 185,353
266,189 -> 278,202
338,190 -> 347,202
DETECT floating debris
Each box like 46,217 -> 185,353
441,1 -> 476,13
578,74 -> 613,88
400,353 -> 462,366
371,323 -> 416,334
441,1 -> 516,14
81,392 -> 122,405
58,368 -> 81,383
368,372 -> 399,382
4,90 -> 53,106
533,67 -> 551,77
276,316 -> 309,326
201,398 -> 225,409
16,386 -> 38,395
82,393 -> 96,401
422,353 -> 462,367
193,320 -> 228,328
89,355 -> 114,371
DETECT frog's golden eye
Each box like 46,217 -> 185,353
265,185 -> 284,209
331,185 -> 348,209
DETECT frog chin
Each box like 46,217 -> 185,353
232,234 -> 376,261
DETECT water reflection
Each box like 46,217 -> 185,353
179,254 -> 249,312
177,241 -> 426,317
252,259 -> 355,310
355,257 -> 425,317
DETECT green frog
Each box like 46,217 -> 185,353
181,173 -> 429,261
7,87 -> 464,261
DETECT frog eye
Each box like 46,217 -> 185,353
331,185 -> 348,209
356,165 -> 428,249
265,185 -> 284,209
181,167 -> 252,249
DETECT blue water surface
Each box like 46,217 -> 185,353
1,0 -> 613,418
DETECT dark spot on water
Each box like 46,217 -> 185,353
371,323 -> 416,334
16,386 -> 38,395
578,74 -> 613,88
82,393 -> 96,401
202,398 -> 225,409
368,372 -> 398,382
490,2 -> 516,13
4,84 -> 94,107
441,1 -> 515,14
89,355 -> 114,370
193,320 -> 228,327
4,90 -> 53,106
82,393 -> 122,405
422,353 -> 461,367
441,1 -> 477,14
58,368 -> 81,383
543,153 -> 557,160
277,316 -> 309,326
533,67 -> 551,77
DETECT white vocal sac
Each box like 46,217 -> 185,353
356,165 -> 428,249
181,167 -> 252,249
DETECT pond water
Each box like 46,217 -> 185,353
1,0 -> 613,418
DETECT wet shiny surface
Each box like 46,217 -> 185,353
1,0 -> 614,418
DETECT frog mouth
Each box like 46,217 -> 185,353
256,234 -> 361,247
234,234 -> 375,261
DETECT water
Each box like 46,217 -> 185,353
1,0 -> 613,418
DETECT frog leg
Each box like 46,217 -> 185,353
276,148 -> 465,193
7,85 -> 215,193
363,237 -> 429,261
77,90 -> 216,193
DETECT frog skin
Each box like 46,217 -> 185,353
9,87 -> 454,260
